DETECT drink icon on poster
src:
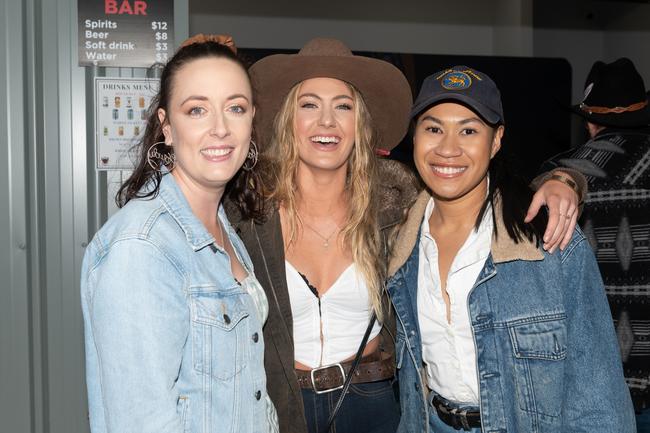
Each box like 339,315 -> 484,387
95,77 -> 160,170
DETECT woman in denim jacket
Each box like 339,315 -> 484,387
387,66 -> 635,433
80,35 -> 278,433
227,39 -> 586,433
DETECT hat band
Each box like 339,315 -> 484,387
580,100 -> 648,115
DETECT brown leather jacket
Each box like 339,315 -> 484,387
226,159 -> 420,433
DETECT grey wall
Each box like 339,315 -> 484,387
192,14 -> 494,54
1,1 -> 32,432
0,1 -> 188,432
2,1 -> 649,432
191,1 -> 650,144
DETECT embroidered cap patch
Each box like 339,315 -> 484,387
440,71 -> 472,90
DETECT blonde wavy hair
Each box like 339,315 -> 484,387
260,81 -> 385,321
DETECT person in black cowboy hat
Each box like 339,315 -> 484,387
542,57 -> 650,428
575,57 -> 650,133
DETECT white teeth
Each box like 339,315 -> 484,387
201,148 -> 232,156
432,165 -> 466,175
311,136 -> 340,144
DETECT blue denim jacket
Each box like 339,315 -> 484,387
387,191 -> 635,433
81,173 -> 271,433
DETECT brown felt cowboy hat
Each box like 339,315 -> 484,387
249,38 -> 413,151
572,58 -> 650,128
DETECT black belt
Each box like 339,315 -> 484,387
431,395 -> 481,431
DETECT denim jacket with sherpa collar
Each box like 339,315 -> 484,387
81,172 -> 272,433
387,189 -> 635,433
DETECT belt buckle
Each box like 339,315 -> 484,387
310,363 -> 346,394
433,397 -> 472,431
454,408 -> 471,431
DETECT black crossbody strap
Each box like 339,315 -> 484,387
325,312 -> 377,432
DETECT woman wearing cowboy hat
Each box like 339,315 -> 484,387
227,38 -> 585,433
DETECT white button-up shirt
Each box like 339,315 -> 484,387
417,198 -> 493,404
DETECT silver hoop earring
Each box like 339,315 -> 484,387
146,141 -> 175,171
242,140 -> 258,171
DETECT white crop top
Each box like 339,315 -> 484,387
285,261 -> 382,368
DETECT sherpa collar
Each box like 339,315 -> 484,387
388,190 -> 544,277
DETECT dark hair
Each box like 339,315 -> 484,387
116,41 -> 253,207
477,146 -> 548,246
412,104 -> 547,245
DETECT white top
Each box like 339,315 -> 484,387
239,275 -> 279,433
417,198 -> 493,404
285,261 -> 382,368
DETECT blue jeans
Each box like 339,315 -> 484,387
427,392 -> 482,433
301,379 -> 400,433
638,407 -> 650,433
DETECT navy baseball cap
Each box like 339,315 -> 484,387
410,66 -> 504,125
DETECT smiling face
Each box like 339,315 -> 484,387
413,102 -> 503,203
293,77 -> 356,173
158,56 -> 254,194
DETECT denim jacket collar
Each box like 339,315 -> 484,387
388,189 -> 543,277
157,172 -> 219,251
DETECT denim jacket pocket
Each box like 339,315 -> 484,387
508,313 -> 567,419
191,290 -> 251,380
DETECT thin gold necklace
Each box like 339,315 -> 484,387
300,217 -> 340,248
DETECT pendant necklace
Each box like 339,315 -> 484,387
301,219 -> 340,248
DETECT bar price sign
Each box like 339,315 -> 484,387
78,0 -> 174,67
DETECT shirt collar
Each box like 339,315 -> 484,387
419,197 -> 494,273
389,189 -> 544,278
157,172 -> 218,251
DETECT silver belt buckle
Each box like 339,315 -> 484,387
310,363 -> 346,394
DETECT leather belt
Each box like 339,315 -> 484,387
431,395 -> 481,431
295,351 -> 394,394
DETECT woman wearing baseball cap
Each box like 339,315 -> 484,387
228,39 -> 585,433
386,66 -> 635,432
